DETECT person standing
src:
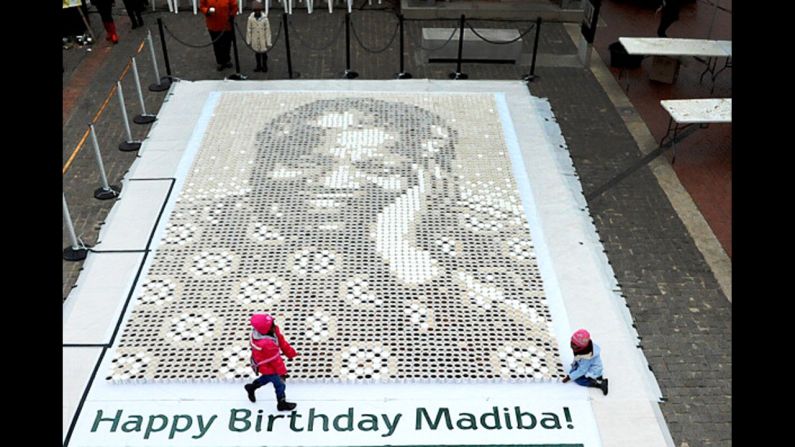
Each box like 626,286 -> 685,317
656,0 -> 683,37
200,0 -> 239,71
93,0 -> 119,43
121,0 -> 145,29
244,314 -> 299,411
245,1 -> 272,72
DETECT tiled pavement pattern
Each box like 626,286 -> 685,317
63,3 -> 730,445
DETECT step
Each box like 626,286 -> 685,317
401,0 -> 585,22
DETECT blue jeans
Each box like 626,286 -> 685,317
574,376 -> 602,387
254,374 -> 286,399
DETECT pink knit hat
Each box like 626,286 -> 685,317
250,313 -> 274,334
570,329 -> 591,349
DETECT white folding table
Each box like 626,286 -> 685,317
659,98 -> 732,163
618,37 -> 732,92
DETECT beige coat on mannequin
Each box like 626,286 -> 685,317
246,12 -> 272,52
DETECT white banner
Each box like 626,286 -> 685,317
63,0 -> 83,8
71,399 -> 598,446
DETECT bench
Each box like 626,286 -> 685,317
617,38 -> 732,91
421,28 -> 523,62
659,98 -> 732,163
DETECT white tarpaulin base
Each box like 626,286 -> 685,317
64,80 -> 672,447
63,252 -> 145,345
64,347 -> 103,443
92,179 -> 173,251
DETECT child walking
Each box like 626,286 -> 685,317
245,1 -> 272,72
562,329 -> 609,395
244,313 -> 299,410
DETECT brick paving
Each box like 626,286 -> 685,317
593,0 -> 732,258
62,2 -> 731,445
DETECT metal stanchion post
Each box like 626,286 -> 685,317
116,81 -> 143,152
63,194 -> 90,261
157,18 -> 174,80
523,17 -> 542,82
147,30 -> 172,92
227,16 -> 247,80
283,13 -> 299,79
449,14 -> 468,80
342,13 -> 359,79
131,58 -> 157,124
394,14 -> 412,79
88,124 -> 122,200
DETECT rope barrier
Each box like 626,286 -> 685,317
465,22 -> 536,45
349,17 -> 399,54
417,27 -> 458,51
233,18 -> 283,54
163,22 -> 225,48
289,15 -> 345,52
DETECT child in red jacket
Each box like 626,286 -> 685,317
244,313 -> 298,410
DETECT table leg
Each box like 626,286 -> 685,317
670,121 -> 680,164
660,116 -> 674,147
659,117 -> 679,164
618,67 -> 630,93
711,56 -> 732,84
699,56 -> 717,84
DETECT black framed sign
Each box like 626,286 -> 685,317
580,0 -> 602,44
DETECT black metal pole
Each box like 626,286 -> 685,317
147,30 -> 171,91
523,17 -> 542,82
227,15 -> 247,80
283,13 -> 298,79
449,14 -> 468,80
343,13 -> 359,79
157,18 -> 173,79
394,14 -> 412,79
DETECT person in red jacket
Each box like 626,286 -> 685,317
244,313 -> 299,411
89,0 -> 118,44
199,0 -> 239,71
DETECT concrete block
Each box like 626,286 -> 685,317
649,56 -> 681,84
422,28 -> 523,61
